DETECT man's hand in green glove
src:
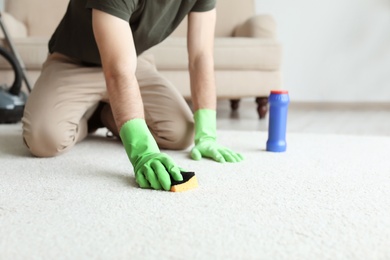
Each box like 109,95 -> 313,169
120,119 -> 183,190
191,109 -> 244,163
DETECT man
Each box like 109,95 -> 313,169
22,0 -> 243,191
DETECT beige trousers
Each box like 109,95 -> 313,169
22,53 -> 194,157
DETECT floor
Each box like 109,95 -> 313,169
215,98 -> 390,136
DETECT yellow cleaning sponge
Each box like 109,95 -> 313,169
170,171 -> 198,192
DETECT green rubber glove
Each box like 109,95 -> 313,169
191,109 -> 244,163
120,119 -> 183,190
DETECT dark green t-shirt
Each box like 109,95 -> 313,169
48,0 -> 216,65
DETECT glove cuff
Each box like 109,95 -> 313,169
119,119 -> 160,165
194,109 -> 217,144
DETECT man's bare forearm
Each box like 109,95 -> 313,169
187,9 -> 217,112
189,54 -> 216,112
92,9 -> 143,131
105,72 -> 144,131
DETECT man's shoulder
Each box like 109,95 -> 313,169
85,0 -> 140,21
191,0 -> 216,12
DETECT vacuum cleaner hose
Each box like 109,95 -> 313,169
0,45 -> 23,96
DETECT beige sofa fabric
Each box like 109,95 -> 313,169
0,0 -> 282,117
171,0 -> 255,37
5,0 -> 68,37
0,12 -> 27,38
147,38 -> 280,71
234,15 -> 277,38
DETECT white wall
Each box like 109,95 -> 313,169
256,0 -> 390,102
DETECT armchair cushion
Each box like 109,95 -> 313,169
146,37 -> 281,71
5,0 -> 69,37
234,14 -> 277,38
0,12 -> 28,38
0,37 -> 48,69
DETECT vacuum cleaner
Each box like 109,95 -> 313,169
0,12 -> 32,124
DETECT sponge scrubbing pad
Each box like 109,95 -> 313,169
170,171 -> 198,192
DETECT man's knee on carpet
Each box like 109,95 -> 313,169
22,119 -> 81,157
149,118 -> 194,150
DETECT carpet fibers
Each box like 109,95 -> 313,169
1,125 -> 390,259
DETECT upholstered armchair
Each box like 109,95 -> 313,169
0,0 -> 282,118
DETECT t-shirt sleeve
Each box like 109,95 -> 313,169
191,0 -> 216,12
85,0 -> 138,21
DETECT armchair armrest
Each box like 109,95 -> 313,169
0,12 -> 28,39
233,14 -> 277,39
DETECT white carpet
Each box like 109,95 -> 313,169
1,124 -> 390,260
